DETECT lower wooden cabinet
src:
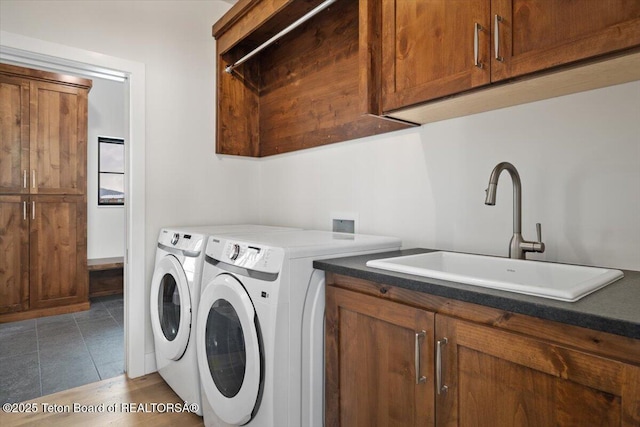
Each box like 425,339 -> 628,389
29,196 -> 87,309
0,195 -> 88,315
326,283 -> 640,427
435,316 -> 640,427
326,286 -> 435,427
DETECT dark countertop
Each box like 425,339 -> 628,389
314,248 -> 640,340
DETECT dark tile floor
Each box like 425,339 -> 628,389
0,295 -> 124,404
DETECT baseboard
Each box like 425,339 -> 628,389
0,302 -> 90,323
145,351 -> 158,375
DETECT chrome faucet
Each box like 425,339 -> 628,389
484,162 -> 545,259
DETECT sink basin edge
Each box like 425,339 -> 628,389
365,251 -> 624,302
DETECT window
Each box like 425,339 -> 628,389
98,136 -> 125,205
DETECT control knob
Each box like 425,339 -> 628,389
171,233 -> 179,245
230,243 -> 241,260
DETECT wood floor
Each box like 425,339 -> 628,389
0,373 -> 204,426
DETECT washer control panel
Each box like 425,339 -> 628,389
229,243 -> 241,260
159,229 -> 204,253
206,237 -> 284,274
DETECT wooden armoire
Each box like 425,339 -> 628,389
0,63 -> 92,321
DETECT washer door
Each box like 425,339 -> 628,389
196,274 -> 262,426
150,255 -> 192,360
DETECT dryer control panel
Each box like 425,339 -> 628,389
206,237 -> 284,274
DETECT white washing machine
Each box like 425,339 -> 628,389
196,230 -> 401,426
149,224 -> 296,416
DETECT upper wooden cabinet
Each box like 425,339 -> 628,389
377,0 -> 640,115
30,81 -> 88,195
492,0 -> 640,82
380,0 -> 491,112
213,1 -> 640,153
0,64 -> 91,196
212,0 -> 411,157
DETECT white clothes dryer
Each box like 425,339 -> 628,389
196,230 -> 401,426
149,225 -> 296,415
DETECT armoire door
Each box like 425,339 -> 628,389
0,195 -> 30,313
29,195 -> 87,309
0,74 -> 30,195
29,80 -> 88,195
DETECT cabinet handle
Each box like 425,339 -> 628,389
415,330 -> 427,384
23,170 -> 27,189
436,337 -> 448,394
494,15 -> 504,62
474,23 -> 483,68
32,170 -> 36,189
32,201 -> 35,220
23,201 -> 27,220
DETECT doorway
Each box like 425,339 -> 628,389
0,32 -> 147,381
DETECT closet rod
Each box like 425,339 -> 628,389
225,0 -> 338,74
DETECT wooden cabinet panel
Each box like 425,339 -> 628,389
29,81 -> 87,195
435,315 -> 640,426
213,0 -> 410,157
29,196 -> 87,309
0,64 -> 90,320
378,0 -> 640,118
217,53 -> 260,157
0,195 -> 30,313
381,0 -> 490,111
0,74 -> 30,194
217,0 -> 640,149
326,275 -> 640,426
326,286 -> 435,427
492,0 -> 640,81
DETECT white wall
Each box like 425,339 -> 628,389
259,81 -> 640,271
87,78 -> 126,259
0,0 -> 261,363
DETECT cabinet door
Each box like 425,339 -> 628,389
29,195 -> 87,309
491,0 -> 640,81
29,81 -> 88,195
0,74 -> 30,194
0,195 -> 30,313
380,0 -> 490,112
435,315 -> 640,426
326,286 -> 435,427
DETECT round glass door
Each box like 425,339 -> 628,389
150,255 -> 192,361
158,273 -> 181,341
205,299 -> 246,397
197,274 -> 261,425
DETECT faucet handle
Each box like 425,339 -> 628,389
521,223 -> 546,255
533,223 -> 545,253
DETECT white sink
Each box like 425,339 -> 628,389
366,251 -> 624,302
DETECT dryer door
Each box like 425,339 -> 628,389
196,274 -> 262,426
150,254 -> 192,360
